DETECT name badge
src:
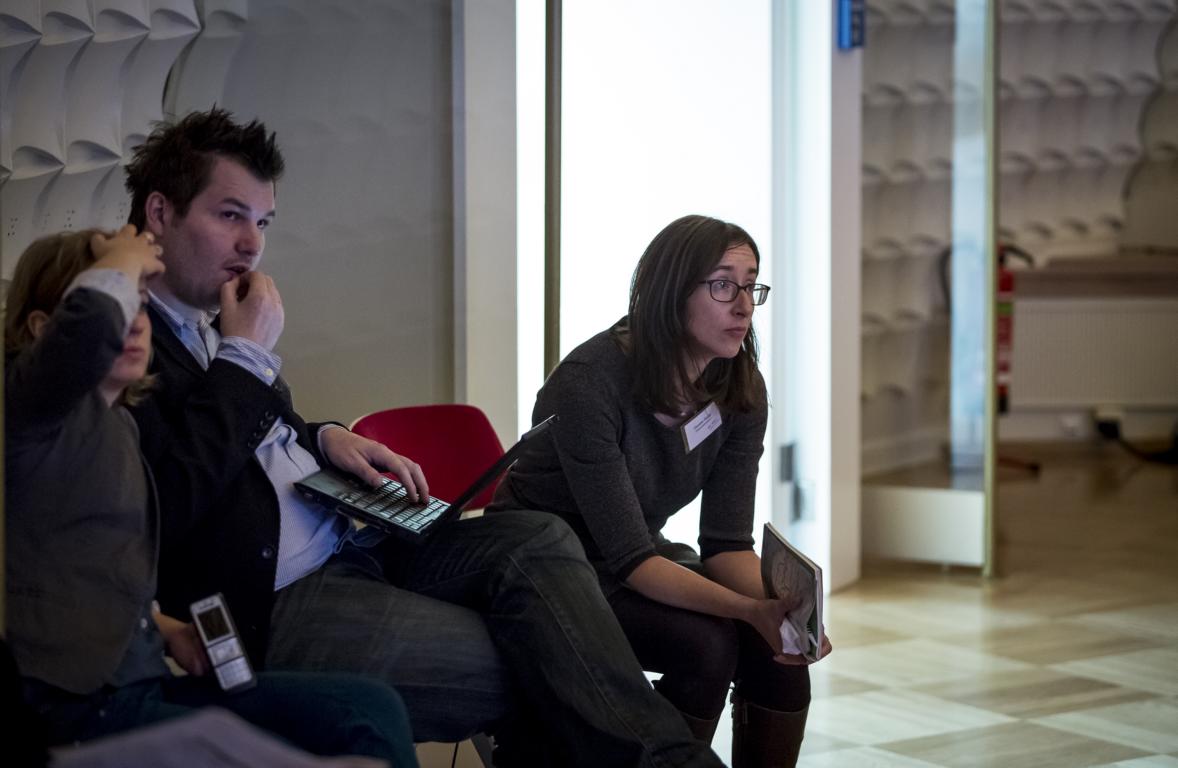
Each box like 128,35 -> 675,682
680,401 -> 722,453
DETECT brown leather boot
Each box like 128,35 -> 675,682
679,709 -> 722,746
730,694 -> 808,768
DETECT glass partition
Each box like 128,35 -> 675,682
859,0 -> 997,573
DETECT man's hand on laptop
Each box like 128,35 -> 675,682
220,270 -> 285,351
321,428 -> 430,502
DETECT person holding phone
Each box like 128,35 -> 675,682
489,215 -> 833,767
4,226 -> 416,765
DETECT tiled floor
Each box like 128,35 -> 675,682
802,444 -> 1178,768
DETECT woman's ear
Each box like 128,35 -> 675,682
26,310 -> 50,340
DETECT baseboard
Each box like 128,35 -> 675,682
999,408 -> 1178,442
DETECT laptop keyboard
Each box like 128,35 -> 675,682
334,478 -> 449,531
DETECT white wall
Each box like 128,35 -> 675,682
776,1 -> 862,592
452,0 -> 518,444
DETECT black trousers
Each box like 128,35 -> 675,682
606,544 -> 811,721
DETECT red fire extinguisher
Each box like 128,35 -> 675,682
996,244 -> 1035,414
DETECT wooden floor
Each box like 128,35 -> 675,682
420,443 -> 1177,767
802,443 -> 1178,767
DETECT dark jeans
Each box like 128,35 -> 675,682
268,510 -> 722,767
24,671 -> 417,766
268,535 -> 510,743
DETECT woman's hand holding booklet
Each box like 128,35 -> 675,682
761,523 -> 830,663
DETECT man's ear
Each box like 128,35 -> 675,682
144,191 -> 171,237
26,310 -> 50,341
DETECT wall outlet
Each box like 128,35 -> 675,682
789,479 -> 816,523
779,442 -> 795,483
1059,413 -> 1085,437
1093,405 -> 1124,441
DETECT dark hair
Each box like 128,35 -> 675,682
124,107 -> 285,229
620,214 -> 764,414
4,229 -> 153,403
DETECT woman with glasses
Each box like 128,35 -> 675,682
489,214 -> 829,767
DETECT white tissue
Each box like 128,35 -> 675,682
779,616 -> 809,655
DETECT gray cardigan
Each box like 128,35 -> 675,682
491,328 -> 765,584
5,287 -> 166,694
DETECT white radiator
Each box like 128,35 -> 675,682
1010,298 -> 1178,408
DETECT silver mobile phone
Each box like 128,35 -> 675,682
190,593 -> 256,693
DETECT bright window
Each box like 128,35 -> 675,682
519,0 -> 775,550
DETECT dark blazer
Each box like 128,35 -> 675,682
5,290 -> 160,693
131,305 -> 332,664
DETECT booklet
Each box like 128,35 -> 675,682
761,522 -> 824,662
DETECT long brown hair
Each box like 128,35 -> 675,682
621,214 -> 764,414
4,229 -> 153,404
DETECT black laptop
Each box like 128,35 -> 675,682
295,415 -> 555,542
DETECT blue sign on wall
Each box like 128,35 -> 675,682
838,0 -> 865,50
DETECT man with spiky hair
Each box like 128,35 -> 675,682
125,107 -> 723,767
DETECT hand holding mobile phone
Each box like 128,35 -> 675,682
190,593 -> 257,693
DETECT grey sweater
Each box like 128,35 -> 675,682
491,327 -> 765,583
6,286 -> 166,694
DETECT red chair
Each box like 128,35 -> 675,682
351,404 -> 506,510
351,404 -> 504,765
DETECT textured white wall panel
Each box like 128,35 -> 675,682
1,0 -> 198,281
10,35 -> 85,171
93,1 -> 149,34
88,162 -> 131,226
120,7 -> 200,153
94,0 -> 151,31
42,1 -> 92,36
0,10 -> 41,180
66,33 -> 143,165
40,165 -> 112,233
0,1 -> 42,34
1,172 -> 58,280
149,0 -> 199,32
163,0 -> 242,118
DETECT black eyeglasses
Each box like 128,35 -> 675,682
698,279 -> 771,306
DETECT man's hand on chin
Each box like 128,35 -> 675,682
320,428 -> 431,502
219,270 -> 285,351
